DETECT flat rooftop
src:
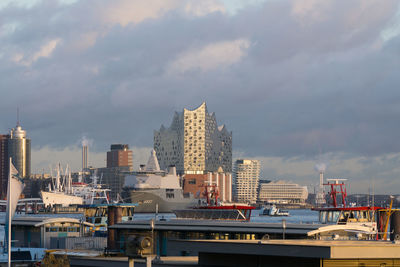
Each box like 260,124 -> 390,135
177,239 -> 400,259
110,219 -> 322,235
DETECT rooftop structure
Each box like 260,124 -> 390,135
0,216 -> 93,248
154,102 -> 232,174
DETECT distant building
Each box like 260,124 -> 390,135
94,144 -> 134,200
107,144 -> 133,170
258,180 -> 308,204
8,123 -> 31,178
183,170 -> 232,202
233,159 -> 260,204
154,102 -> 232,174
0,134 -> 10,199
97,166 -> 131,200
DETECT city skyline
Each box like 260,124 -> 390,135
1,1 -> 400,194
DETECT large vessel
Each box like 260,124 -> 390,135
40,164 -> 110,207
123,150 -> 196,213
173,182 -> 255,221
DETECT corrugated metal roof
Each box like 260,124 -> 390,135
110,219 -> 322,234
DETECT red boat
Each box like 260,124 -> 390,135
309,179 -> 389,240
173,183 -> 254,221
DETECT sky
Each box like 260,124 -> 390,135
1,0 -> 400,194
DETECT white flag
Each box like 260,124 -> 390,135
5,161 -> 25,250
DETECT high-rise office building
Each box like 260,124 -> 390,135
154,102 -> 232,174
107,144 -> 133,170
8,123 -> 31,178
233,159 -> 260,204
0,134 -> 10,199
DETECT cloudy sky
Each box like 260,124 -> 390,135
1,0 -> 400,194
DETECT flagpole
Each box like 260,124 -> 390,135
7,157 -> 12,267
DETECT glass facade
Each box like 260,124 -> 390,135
8,125 -> 31,178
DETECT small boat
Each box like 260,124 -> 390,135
259,205 -> 289,216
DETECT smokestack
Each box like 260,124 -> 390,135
320,171 -> 324,189
82,145 -> 88,171
168,165 -> 177,176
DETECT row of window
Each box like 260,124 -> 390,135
45,227 -> 80,233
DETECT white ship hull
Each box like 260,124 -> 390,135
40,191 -> 83,207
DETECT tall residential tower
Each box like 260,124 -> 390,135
154,102 -> 232,174
233,159 -> 260,204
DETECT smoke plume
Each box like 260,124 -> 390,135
314,163 -> 327,173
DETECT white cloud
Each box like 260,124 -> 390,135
167,38 -> 250,74
100,0 -> 180,27
184,0 -> 225,17
291,0 -> 333,22
13,38 -> 60,66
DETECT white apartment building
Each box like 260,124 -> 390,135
233,159 -> 260,204
154,102 -> 232,174
258,180 -> 308,204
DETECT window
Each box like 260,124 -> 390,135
189,179 -> 196,184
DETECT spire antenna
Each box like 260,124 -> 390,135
16,107 -> 20,127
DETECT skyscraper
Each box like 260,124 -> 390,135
154,102 -> 232,174
0,134 -> 10,199
8,123 -> 31,178
233,159 -> 260,204
107,144 -> 133,170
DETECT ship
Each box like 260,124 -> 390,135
40,164 -> 110,207
122,150 -> 197,213
173,182 -> 255,221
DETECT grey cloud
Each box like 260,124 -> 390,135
1,0 -> 400,192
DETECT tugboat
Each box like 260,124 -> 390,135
308,179 -> 387,240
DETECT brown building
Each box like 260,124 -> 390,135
0,134 -> 10,199
106,144 -> 133,170
183,171 -> 232,202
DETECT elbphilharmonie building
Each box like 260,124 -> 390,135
154,102 -> 232,174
